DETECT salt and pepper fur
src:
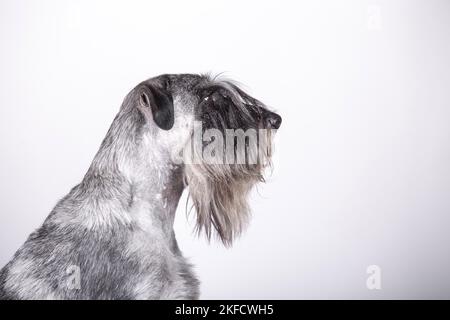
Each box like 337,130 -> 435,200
0,74 -> 281,299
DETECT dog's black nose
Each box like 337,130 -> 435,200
265,112 -> 282,129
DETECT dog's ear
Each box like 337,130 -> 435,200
138,84 -> 174,130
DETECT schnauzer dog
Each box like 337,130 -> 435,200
0,74 -> 281,299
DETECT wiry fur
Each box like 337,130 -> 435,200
0,74 -> 281,300
185,80 -> 276,246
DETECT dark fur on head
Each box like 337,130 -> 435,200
185,75 -> 281,246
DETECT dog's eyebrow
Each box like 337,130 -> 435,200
201,84 -> 229,94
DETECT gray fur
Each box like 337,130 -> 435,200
0,74 -> 281,300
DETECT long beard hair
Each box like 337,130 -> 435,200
183,80 -> 275,246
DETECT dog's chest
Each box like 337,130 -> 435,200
124,226 -> 199,300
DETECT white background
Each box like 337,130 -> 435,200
1,0 -> 450,299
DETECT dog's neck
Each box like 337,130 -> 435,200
123,149 -> 185,236
81,109 -> 185,237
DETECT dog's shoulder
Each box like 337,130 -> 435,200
0,261 -> 20,300
0,267 -> 8,299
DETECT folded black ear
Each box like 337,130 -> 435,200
138,84 -> 174,130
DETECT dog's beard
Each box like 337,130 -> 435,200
184,128 -> 274,246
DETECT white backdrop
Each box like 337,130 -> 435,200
1,0 -> 449,299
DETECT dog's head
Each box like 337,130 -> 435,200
132,74 -> 281,245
